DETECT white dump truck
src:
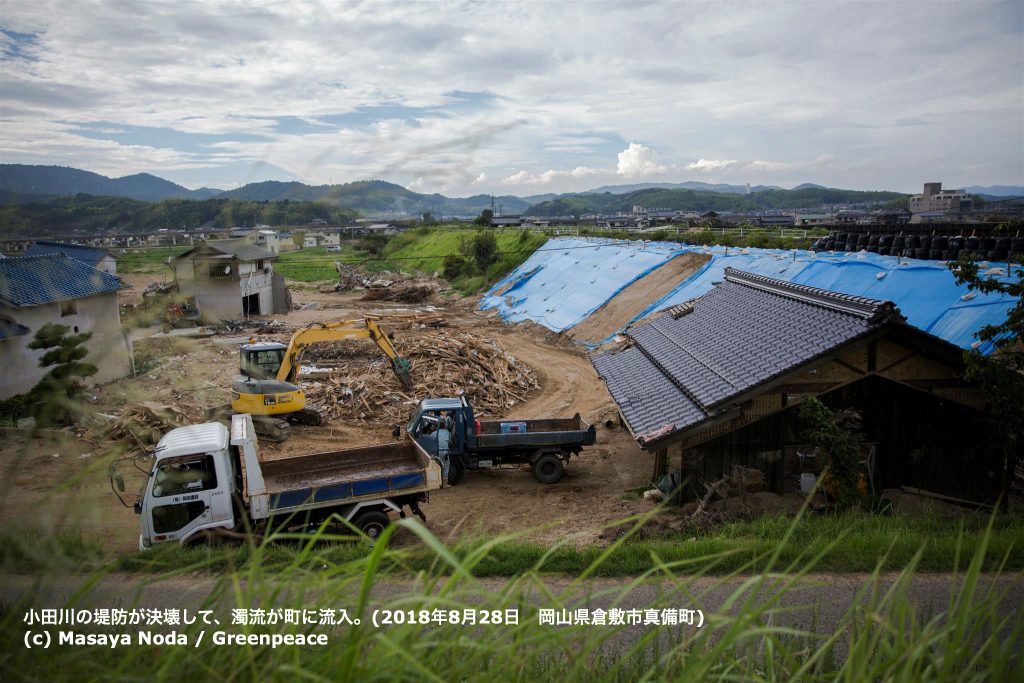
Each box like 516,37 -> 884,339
128,414 -> 442,548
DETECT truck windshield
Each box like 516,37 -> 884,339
151,454 -> 218,498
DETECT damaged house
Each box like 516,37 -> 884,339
592,268 -> 1001,503
172,240 -> 291,321
0,254 -> 132,400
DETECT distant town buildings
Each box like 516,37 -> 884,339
909,182 -> 973,217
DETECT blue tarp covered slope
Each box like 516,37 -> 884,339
480,238 -> 1018,354
479,238 -> 688,331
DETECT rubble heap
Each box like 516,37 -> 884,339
300,331 -> 539,423
81,401 -> 201,449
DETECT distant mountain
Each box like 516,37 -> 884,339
584,181 -> 781,195
0,164 -> 221,202
221,179 -> 531,217
525,186 -> 907,217
791,183 -> 828,190
963,185 -> 1024,197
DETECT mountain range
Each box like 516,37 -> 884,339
0,164 -> 221,202
2,164 -> 1018,221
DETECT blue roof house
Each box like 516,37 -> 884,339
0,254 -> 131,399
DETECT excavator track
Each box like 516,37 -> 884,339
205,404 -> 292,442
252,416 -> 292,443
288,405 -> 328,427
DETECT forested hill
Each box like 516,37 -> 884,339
526,186 -> 908,216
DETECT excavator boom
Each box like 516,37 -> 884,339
279,319 -> 414,389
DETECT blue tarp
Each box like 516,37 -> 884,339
480,238 -> 1018,354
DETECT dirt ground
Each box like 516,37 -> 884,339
569,252 -> 710,345
0,275 -> 656,556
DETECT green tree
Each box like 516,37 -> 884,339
473,208 -> 494,227
948,246 -> 1024,511
460,230 -> 499,273
799,396 -> 864,510
420,211 -> 437,226
25,323 -> 98,425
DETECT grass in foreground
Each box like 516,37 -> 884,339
0,509 -> 1021,682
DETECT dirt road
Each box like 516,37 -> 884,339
0,285 -> 655,556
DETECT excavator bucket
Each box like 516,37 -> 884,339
392,356 -> 414,390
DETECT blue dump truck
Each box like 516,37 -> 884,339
130,414 -> 442,547
405,397 -> 597,484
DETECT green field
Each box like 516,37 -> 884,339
112,229 -> 549,292
273,246 -> 362,281
114,245 -> 189,274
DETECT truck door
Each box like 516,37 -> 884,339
146,454 -> 220,542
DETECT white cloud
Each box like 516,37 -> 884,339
471,172 -> 487,184
686,158 -> 739,172
502,166 -> 603,185
0,1 -> 1019,192
616,143 -> 668,178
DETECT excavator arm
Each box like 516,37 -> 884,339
277,319 -> 414,390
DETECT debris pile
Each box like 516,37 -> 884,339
81,401 -> 201,449
300,331 -> 539,423
361,283 -> 435,303
212,319 -> 292,335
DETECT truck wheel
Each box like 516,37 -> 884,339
352,510 -> 391,544
447,458 -> 465,486
532,454 -> 564,484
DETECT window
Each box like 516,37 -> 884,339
152,501 -> 207,534
151,454 -> 218,498
60,300 -> 77,317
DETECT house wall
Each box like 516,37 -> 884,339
682,375 -> 999,503
0,293 -> 132,400
97,255 -> 117,275
174,258 -> 274,321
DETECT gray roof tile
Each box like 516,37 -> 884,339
177,239 -> 276,262
591,268 -> 902,446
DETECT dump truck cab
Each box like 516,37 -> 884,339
136,414 -> 441,549
136,422 -> 236,548
406,397 -> 596,485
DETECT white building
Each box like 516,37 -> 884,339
0,254 -> 132,400
173,240 -> 288,321
909,182 -> 973,215
246,229 -> 282,254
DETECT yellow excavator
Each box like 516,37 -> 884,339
227,319 -> 414,442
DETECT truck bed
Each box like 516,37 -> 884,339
256,440 -> 438,513
475,414 -> 596,449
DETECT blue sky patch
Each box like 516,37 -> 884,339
65,120 -> 269,154
0,28 -> 40,61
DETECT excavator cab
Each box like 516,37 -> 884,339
239,342 -> 287,380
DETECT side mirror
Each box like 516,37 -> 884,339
391,424 -> 401,439
133,500 -> 142,515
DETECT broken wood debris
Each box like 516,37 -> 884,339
300,331 -> 539,424
80,401 -> 201,448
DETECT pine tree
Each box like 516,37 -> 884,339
26,323 -> 98,425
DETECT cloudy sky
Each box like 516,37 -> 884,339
1,0 -> 1021,195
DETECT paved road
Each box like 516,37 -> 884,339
4,571 -> 1022,656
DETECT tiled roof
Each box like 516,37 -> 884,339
177,239 -> 276,262
25,241 -> 112,267
591,268 -> 903,447
0,254 -> 127,307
